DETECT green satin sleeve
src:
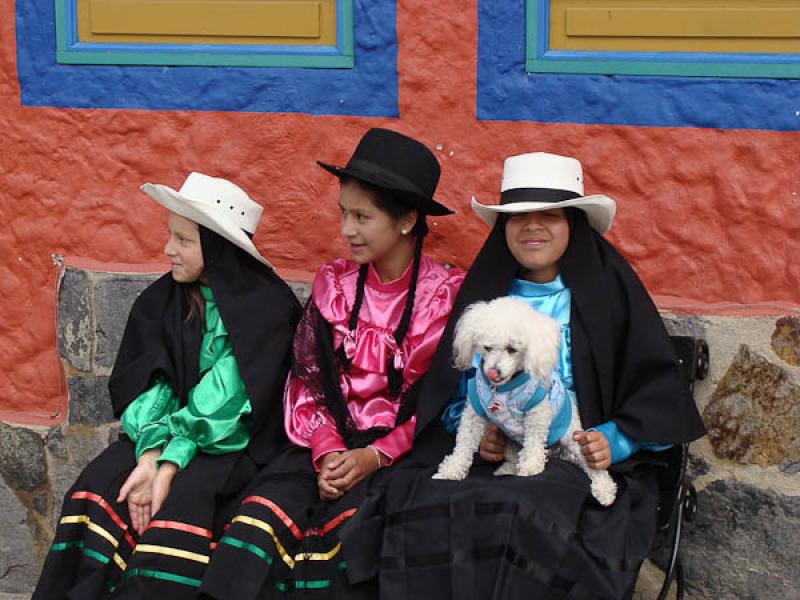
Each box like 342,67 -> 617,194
120,376 -> 180,460
157,286 -> 253,470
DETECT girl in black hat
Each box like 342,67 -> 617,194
199,128 -> 465,599
33,174 -> 301,600
341,152 -> 706,600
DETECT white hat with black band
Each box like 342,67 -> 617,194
471,152 -> 617,233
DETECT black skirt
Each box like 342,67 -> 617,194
33,437 -> 246,600
343,457 -> 660,600
199,446 -> 395,600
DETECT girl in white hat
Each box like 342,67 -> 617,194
33,174 -> 301,600
343,152 -> 706,600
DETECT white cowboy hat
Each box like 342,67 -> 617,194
141,172 -> 273,268
471,152 -> 617,233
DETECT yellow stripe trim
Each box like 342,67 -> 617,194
294,542 -> 342,562
61,515 -> 118,548
58,516 -> 128,569
232,515 -> 295,568
231,516 -> 343,568
133,544 -> 210,564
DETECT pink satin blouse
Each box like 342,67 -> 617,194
284,256 -> 465,469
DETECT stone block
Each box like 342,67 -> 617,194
772,315 -> 800,366
780,458 -> 800,475
702,345 -> 800,467
63,426 -> 109,468
67,376 -> 114,426
688,453 -> 711,478
680,480 -> 800,599
94,274 -> 157,370
0,482 -> 38,593
661,314 -> 709,339
44,427 -> 67,461
287,281 -> 311,306
0,423 -> 47,493
56,267 -> 92,372
50,463 -> 83,524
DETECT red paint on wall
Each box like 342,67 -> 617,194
1,0 -> 798,417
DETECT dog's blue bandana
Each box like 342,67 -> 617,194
467,359 -> 572,447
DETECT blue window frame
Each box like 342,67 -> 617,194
18,0 -> 398,115
55,0 -> 354,69
476,0 -> 800,130
526,0 -> 800,79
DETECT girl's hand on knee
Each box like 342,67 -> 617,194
118,449 -> 160,535
318,452 -> 344,501
480,425 -> 507,463
151,462 -> 178,518
325,448 -> 380,494
573,431 -> 611,470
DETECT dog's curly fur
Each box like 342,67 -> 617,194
433,297 -> 617,507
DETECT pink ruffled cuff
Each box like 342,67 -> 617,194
370,417 -> 416,466
310,420 -> 347,472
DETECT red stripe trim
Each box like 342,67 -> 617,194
71,491 -> 136,548
241,496 -> 303,540
144,520 -> 212,539
304,508 -> 357,537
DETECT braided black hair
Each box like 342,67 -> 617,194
338,181 -> 428,397
386,233 -> 424,395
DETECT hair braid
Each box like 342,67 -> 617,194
338,263 -> 369,368
387,234 -> 424,396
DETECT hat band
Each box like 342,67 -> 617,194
346,158 -> 432,199
500,188 -> 581,205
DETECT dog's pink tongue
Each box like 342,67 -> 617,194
486,368 -> 501,383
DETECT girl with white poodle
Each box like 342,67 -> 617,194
343,152 -> 705,600
199,129 -> 464,599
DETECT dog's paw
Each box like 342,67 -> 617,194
493,461 -> 516,477
432,458 -> 469,480
516,448 -> 547,477
517,463 -> 545,477
591,474 -> 618,507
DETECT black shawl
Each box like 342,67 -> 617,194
108,226 -> 302,464
411,210 -> 706,466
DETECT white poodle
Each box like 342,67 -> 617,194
432,296 -> 617,507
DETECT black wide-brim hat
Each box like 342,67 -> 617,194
317,128 -> 454,216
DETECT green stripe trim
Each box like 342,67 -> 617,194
296,579 -> 332,590
51,541 -> 110,566
56,51 -> 354,68
51,541 -> 85,552
274,579 -> 334,592
120,568 -> 202,588
82,548 -> 110,565
219,535 -> 273,565
525,57 -> 800,79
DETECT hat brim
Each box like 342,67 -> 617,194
317,161 -> 454,216
141,183 -> 274,269
471,195 -> 617,233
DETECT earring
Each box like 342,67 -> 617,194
402,229 -> 409,235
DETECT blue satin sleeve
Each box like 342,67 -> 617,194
441,368 -> 474,435
590,421 -> 671,464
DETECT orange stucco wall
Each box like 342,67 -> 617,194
1,0 -> 798,420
